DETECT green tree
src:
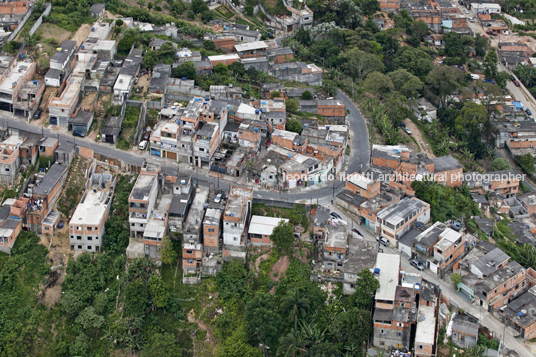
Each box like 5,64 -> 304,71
147,1 -> 153,9
271,220 -> 296,252
323,80 -> 338,97
149,275 -> 170,308
61,291 -> 85,319
339,48 -> 384,83
426,66 -> 465,107
349,269 -> 380,309
124,278 -> 149,316
388,69 -> 423,99
245,4 -> 253,15
214,62 -> 228,76
271,90 -> 281,99
491,158 -> 511,171
228,61 -> 245,76
411,19 -> 429,40
278,329 -> 307,357
517,153 -> 536,174
286,98 -> 299,113
346,308 -> 373,347
203,40 -> 215,50
301,90 -> 313,100
483,49 -> 498,80
450,272 -> 462,287
363,71 -> 394,97
173,61 -> 196,80
191,0 -> 208,13
141,333 -> 183,357
117,32 -> 137,56
393,46 -> 434,78
157,42 -> 177,63
286,118 -> 303,134
245,292 -> 281,349
75,306 -> 105,333
160,236 -> 178,270
116,19 -> 124,27
216,259 -> 252,301
473,33 -> 489,58
280,287 -> 309,331
142,50 -> 157,70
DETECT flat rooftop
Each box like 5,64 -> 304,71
234,41 -> 267,52
50,76 -> 82,107
375,253 -> 400,301
184,185 -> 209,234
344,238 -> 378,274
377,197 -> 427,227
416,304 -> 436,345
0,59 -> 33,94
129,174 -> 157,201
204,207 -> 221,226
224,185 -> 252,220
347,172 -> 375,190
70,186 -> 112,226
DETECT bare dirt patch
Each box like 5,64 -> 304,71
72,24 -> 92,46
269,255 -> 290,294
404,118 -> 435,158
254,251 -> 270,273
41,274 -> 63,307
36,23 -> 72,43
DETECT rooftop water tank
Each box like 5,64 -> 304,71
92,27 -> 96,31
20,54 -> 25,59
255,109 -> 260,114
164,105 -> 168,108
374,268 -> 380,275
33,80 -> 37,85
227,105 -> 230,109
254,127 -> 259,132
416,222 -> 421,227
304,124 -> 309,129
182,77 -> 187,81
205,96 -> 210,101
58,222 -> 64,229
414,283 -> 421,291
326,126 -> 330,130
81,45 -> 85,49
194,98 -> 200,102
261,100 -> 266,105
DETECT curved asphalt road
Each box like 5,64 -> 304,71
0,91 -> 369,203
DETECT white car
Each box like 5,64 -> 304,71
463,8 -> 468,13
214,193 -> 222,203
138,140 -> 148,150
469,17 -> 474,22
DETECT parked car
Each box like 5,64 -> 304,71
405,128 -> 412,135
267,32 -> 274,39
138,140 -> 148,150
33,109 -> 42,119
73,130 -> 85,138
214,193 -> 222,203
411,259 -> 425,271
399,123 -> 406,128
330,212 -> 341,219
486,30 -> 493,35
463,8 -> 468,13
379,237 -> 389,246
144,130 -> 152,141
513,80 -> 520,87
526,108 -> 532,116
352,228 -> 363,237
511,75 -> 516,81
469,17 -> 474,22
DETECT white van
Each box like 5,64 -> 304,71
139,140 -> 148,150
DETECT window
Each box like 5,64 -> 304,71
186,250 -> 193,254
397,322 -> 403,327
87,227 -> 92,231
417,345 -> 423,350
87,246 -> 92,250
77,236 -> 82,240
199,148 -> 205,152
397,332 -> 402,336
70,235 -> 74,239
188,260 -> 193,263
87,236 -> 92,241
45,226 -> 49,231
504,283 -> 507,288
380,329 -> 385,334
131,223 -> 135,227
233,237 -> 238,241
77,226 -> 81,231
495,289 -> 497,294
140,224 -> 144,227
77,245 -> 82,249
208,228 -> 215,232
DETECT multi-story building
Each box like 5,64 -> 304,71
222,185 -> 252,262
48,75 -> 82,127
69,170 -> 116,252
0,58 -> 36,114
474,261 -> 527,310
193,123 -> 220,167
464,170 -> 520,198
0,142 -> 19,185
431,224 -> 466,273
345,173 -> 381,199
451,315 -> 479,349
376,197 -> 431,246
45,40 -> 77,87
203,208 -> 222,254
168,173 -> 193,232
128,163 -> 161,239
28,163 -> 69,232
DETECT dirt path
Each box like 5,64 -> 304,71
192,292 -> 218,356
269,255 -> 290,294
404,118 -> 435,158
72,24 -> 92,46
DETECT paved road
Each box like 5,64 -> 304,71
0,90 -> 368,203
337,91 -> 370,174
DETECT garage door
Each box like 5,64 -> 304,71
167,151 -> 177,160
50,117 -> 58,125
